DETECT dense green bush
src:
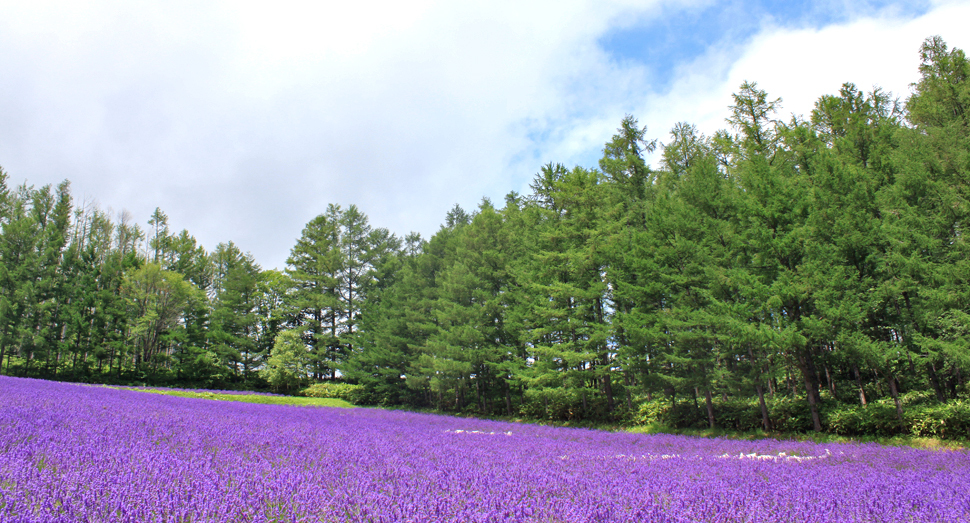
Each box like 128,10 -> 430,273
906,401 -> 970,438
633,390 -> 969,439
825,393 -> 970,438
300,382 -> 365,404
634,395 -> 816,433
765,397 -> 817,433
349,387 -> 405,408
826,403 -> 902,437
519,387 -> 618,422
633,397 -> 707,429
705,398 -> 762,431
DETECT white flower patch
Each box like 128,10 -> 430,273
445,429 -> 513,436
559,453 -> 700,461
610,453 -> 693,461
557,449 -> 841,463
717,449 -> 836,462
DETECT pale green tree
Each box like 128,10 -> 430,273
261,329 -> 311,392
121,262 -> 201,371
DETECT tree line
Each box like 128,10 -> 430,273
2,37 -> 969,434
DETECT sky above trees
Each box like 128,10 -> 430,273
0,0 -> 967,269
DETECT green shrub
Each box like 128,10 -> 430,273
826,403 -> 902,436
633,395 -> 816,432
898,390 -> 937,407
713,398 -> 765,432
906,400 -> 970,439
300,382 -> 365,404
766,397 -> 817,433
260,330 -> 311,393
520,387 -> 614,422
629,389 -> 968,440
633,398 -> 668,426
821,397 -> 970,439
633,398 -> 709,429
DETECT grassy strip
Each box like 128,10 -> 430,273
122,388 -> 355,408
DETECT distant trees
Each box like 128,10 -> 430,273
285,204 -> 399,381
0,179 -> 277,387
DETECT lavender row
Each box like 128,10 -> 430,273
1,376 -> 967,522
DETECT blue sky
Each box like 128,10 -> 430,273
601,1 -> 933,90
0,0 -> 967,270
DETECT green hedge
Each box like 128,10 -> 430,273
300,382 -> 365,404
633,391 -> 970,439
519,387 -> 630,422
634,396 -> 816,433
828,398 -> 970,438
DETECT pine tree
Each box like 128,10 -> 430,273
286,206 -> 343,380
525,164 -> 615,418
210,242 -> 262,380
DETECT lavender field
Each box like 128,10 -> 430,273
1,376 -> 967,522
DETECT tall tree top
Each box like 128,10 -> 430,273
600,115 -> 656,201
907,36 -> 970,130
727,81 -> 783,156
445,204 -> 470,229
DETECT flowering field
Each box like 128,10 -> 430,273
1,376 -> 967,522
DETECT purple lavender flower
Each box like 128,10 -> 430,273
1,375 -> 967,522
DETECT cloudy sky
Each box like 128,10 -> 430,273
1,0 -> 968,270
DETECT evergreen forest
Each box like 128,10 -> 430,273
3,37 -> 970,437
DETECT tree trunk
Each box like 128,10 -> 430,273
504,384 -> 512,416
927,362 -> 946,403
885,370 -> 904,425
603,373 -> 614,412
796,350 -> 823,432
476,379 -> 482,412
853,364 -> 867,406
623,371 -> 633,411
626,389 -> 633,412
703,388 -> 715,429
755,383 -> 772,431
824,364 -> 836,398
747,345 -> 771,430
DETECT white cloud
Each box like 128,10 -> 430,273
0,0 -> 682,269
631,1 -> 970,159
0,0 -> 966,270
